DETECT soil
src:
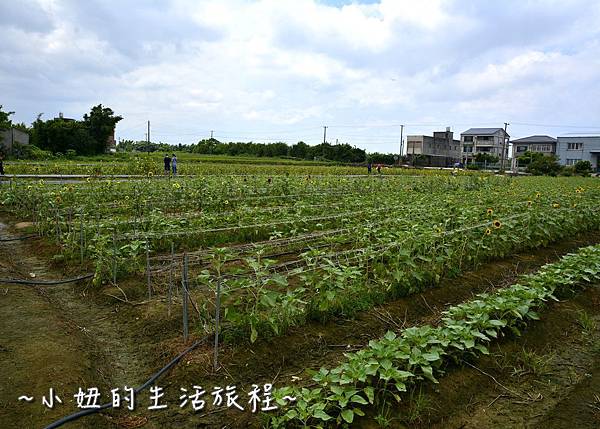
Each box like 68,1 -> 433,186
1,214 -> 600,428
377,286 -> 600,429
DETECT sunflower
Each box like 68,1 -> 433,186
572,203 -> 577,208
486,208 -> 494,216
576,187 -> 584,193
536,192 -> 541,198
526,200 -> 533,207
553,202 -> 560,208
493,220 -> 502,229
484,228 -> 492,236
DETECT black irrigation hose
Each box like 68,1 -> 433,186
44,336 -> 209,429
0,273 -> 94,285
0,235 -> 37,242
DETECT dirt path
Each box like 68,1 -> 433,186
0,219 -> 156,429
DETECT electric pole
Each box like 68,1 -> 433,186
147,120 -> 150,145
210,130 -> 214,139
399,124 -> 404,165
500,122 -> 509,173
322,126 -> 328,159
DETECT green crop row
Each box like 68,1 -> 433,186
268,244 -> 600,427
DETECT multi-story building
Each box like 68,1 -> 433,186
406,128 -> 461,167
460,128 -> 509,163
556,136 -> 600,172
511,135 -> 557,158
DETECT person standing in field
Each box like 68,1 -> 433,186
376,164 -> 382,174
367,162 -> 372,174
171,153 -> 177,176
163,154 -> 171,176
0,154 -> 4,176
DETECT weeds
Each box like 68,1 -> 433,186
576,310 -> 597,337
512,348 -> 552,377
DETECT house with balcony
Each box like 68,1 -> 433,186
406,128 -> 461,167
512,135 -> 557,158
460,128 -> 509,164
556,136 -> 600,172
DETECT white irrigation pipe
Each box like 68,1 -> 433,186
148,198 -> 546,268
123,204 -> 398,240
174,203 -> 599,291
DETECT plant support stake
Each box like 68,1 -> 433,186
182,253 -> 189,342
168,241 -> 174,317
214,273 -> 221,371
146,240 -> 152,299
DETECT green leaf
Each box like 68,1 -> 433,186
350,394 -> 368,405
313,410 -> 332,421
341,409 -> 354,423
363,387 -> 374,404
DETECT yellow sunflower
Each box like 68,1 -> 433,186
484,228 -> 492,236
493,220 -> 502,229
535,192 -> 541,198
486,208 -> 494,216
553,203 -> 560,208
526,200 -> 533,207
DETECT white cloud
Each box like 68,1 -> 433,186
1,0 -> 600,151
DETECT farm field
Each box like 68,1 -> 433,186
2,153 -> 426,176
1,167 -> 600,428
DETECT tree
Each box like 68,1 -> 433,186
0,105 -> 14,131
574,160 -> 593,176
83,104 -> 123,154
0,105 -> 14,153
474,153 -> 499,164
526,153 -> 562,176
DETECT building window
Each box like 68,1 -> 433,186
566,158 -> 582,165
516,145 -> 528,153
463,136 -> 473,142
477,147 -> 492,152
567,142 -> 583,150
478,136 -> 492,141
463,146 -> 473,153
530,144 -> 553,152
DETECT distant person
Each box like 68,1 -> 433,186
0,154 -> 4,176
376,164 -> 382,174
171,154 -> 177,176
163,154 -> 171,176
367,162 -> 372,174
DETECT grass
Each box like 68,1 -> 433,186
512,348 -> 553,377
576,310 -> 598,337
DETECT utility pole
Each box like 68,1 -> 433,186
147,120 -> 150,145
210,130 -> 214,139
399,124 -> 404,165
322,126 -> 328,159
500,122 -> 509,173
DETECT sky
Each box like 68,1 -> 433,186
1,0 -> 600,154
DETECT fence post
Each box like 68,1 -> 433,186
214,273 -> 221,371
182,253 -> 189,342
79,210 -> 85,265
112,232 -> 118,285
146,240 -> 152,299
54,207 -> 60,244
168,241 -> 174,317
